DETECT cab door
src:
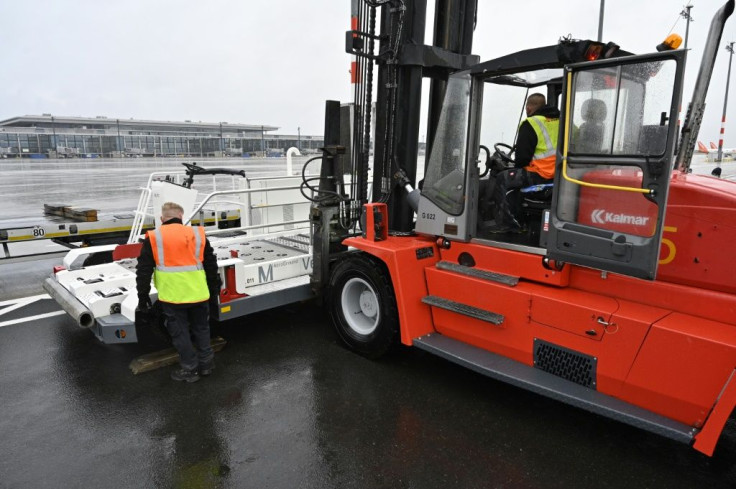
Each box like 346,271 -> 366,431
547,50 -> 686,280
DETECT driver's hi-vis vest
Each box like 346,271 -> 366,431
148,224 -> 210,304
524,115 -> 559,179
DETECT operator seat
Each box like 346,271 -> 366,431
577,99 -> 607,153
517,183 -> 554,228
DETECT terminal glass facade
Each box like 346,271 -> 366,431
0,115 -> 323,158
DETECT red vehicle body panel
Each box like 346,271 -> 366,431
694,371 -> 736,456
344,234 -> 438,345
578,169 -> 736,294
342,170 -> 736,455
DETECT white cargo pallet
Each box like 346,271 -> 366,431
46,162 -> 318,344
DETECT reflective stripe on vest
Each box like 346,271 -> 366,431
148,224 -> 209,304
153,226 -> 204,272
526,115 -> 559,180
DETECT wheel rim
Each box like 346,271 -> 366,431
341,277 -> 380,336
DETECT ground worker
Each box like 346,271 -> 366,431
487,93 -> 560,233
136,202 -> 221,382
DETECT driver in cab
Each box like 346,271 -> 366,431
487,93 -> 560,234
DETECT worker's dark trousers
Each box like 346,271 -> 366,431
492,168 -> 551,226
161,301 -> 213,372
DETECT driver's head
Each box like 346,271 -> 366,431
161,202 -> 184,223
526,93 -> 546,117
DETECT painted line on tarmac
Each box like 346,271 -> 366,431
0,294 -> 53,318
0,294 -> 65,328
0,293 -> 51,308
0,311 -> 66,328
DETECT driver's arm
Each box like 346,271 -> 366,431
514,121 -> 538,168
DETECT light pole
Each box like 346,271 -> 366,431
717,42 -> 735,168
261,125 -> 265,157
116,119 -> 121,157
51,116 -> 56,155
219,122 -> 224,156
597,0 -> 605,42
298,126 -> 301,151
681,5 -> 694,50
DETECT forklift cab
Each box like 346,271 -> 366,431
473,72 -> 565,236
415,39 -> 686,280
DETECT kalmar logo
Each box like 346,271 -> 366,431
591,209 -> 650,226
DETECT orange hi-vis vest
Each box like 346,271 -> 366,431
148,223 -> 209,304
524,114 -> 560,180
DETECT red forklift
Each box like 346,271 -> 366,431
307,0 -> 736,456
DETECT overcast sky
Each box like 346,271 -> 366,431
1,0 -> 735,143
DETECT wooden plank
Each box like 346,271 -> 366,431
64,207 -> 98,222
45,204 -> 99,221
43,204 -> 70,217
129,336 -> 227,375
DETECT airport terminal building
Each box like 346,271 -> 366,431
0,115 -> 323,158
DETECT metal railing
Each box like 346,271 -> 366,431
128,171 -> 313,244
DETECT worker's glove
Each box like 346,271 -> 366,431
208,289 -> 220,310
135,297 -> 153,328
490,153 -> 508,173
208,289 -> 220,325
137,296 -> 152,312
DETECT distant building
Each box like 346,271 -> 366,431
0,114 -> 323,158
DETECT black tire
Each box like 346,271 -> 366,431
327,253 -> 399,359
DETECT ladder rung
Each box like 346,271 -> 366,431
436,261 -> 519,286
422,295 -> 504,325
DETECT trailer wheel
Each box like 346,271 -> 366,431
328,254 -> 398,359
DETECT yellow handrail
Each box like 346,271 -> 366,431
561,71 -> 653,195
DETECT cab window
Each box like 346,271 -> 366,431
422,74 -> 472,216
556,58 -> 678,239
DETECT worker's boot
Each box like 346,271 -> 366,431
199,360 -> 215,377
170,368 -> 200,383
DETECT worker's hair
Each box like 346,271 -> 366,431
527,93 -> 546,109
161,202 -> 184,219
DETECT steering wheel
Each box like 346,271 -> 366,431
478,145 -> 492,178
493,142 -> 516,165
182,162 -> 205,174
181,162 -> 205,188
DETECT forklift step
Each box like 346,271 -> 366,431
436,261 -> 519,286
128,336 -> 227,375
412,332 -> 697,444
422,295 -> 504,325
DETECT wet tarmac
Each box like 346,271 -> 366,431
1,157 -> 736,487
0,156 -> 315,260
0,156 -> 308,221
1,258 -> 736,488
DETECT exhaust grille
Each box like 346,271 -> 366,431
533,339 -> 597,389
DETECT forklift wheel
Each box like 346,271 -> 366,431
327,254 -> 399,359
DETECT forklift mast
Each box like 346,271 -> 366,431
349,0 -> 479,232
310,0 -> 478,295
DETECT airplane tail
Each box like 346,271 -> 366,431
698,141 -> 710,153
710,141 -> 718,149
